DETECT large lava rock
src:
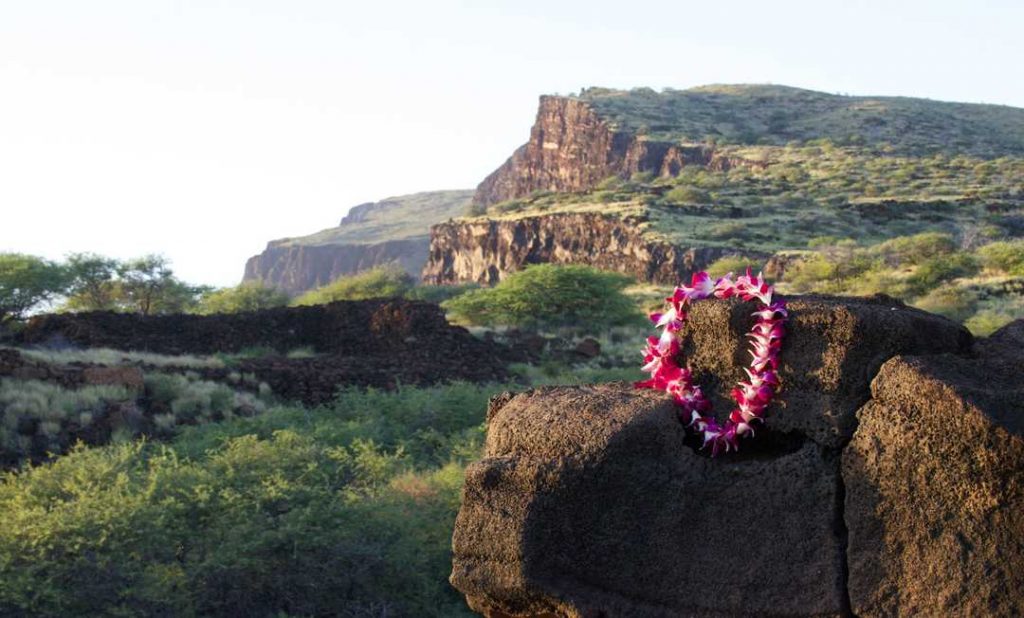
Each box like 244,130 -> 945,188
450,296 -> 986,617
843,320 -> 1024,616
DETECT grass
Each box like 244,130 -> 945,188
15,347 -> 226,369
573,84 -> 1024,157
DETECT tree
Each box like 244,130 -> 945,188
63,253 -> 120,311
195,283 -> 290,314
0,253 -> 70,323
116,255 -> 203,315
292,265 -> 415,306
442,264 -> 641,331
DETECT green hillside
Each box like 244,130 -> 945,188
272,189 -> 473,248
576,84 -> 1024,157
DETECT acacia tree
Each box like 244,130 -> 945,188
117,255 -> 205,315
64,252 -> 120,312
0,253 -> 70,323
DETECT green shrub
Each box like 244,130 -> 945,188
977,240 -> 1024,276
705,255 -> 764,277
965,310 -> 1016,336
404,283 -> 480,304
905,252 -> 979,291
292,265 -> 415,306
912,285 -> 979,322
442,264 -> 641,331
873,232 -> 957,266
664,185 -> 711,204
194,283 -> 289,314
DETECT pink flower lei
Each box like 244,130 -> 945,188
635,269 -> 788,456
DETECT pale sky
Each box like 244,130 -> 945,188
1,0 -> 1021,286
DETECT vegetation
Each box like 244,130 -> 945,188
575,84 -> 1024,156
273,190 -> 473,247
0,253 -> 69,323
292,264 -> 416,306
443,264 -> 642,330
0,372 -> 268,466
0,381 -> 502,616
195,282 -> 290,314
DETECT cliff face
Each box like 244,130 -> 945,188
473,96 -> 757,206
244,238 -> 428,296
242,190 -> 472,295
422,212 -> 746,285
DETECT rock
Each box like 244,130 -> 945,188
843,347 -> 1024,616
573,337 -> 601,359
676,294 -> 970,448
242,190 -> 473,295
472,96 -> 763,207
423,213 -> 748,286
451,384 -> 848,617
81,366 -> 144,390
449,296 -> 1006,617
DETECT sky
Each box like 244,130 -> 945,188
1,0 -> 1021,287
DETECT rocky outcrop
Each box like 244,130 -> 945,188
243,190 -> 472,295
244,238 -> 428,295
843,323 -> 1024,616
473,96 -> 761,206
423,212 -> 751,285
449,300 -> 1024,616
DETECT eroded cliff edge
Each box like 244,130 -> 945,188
422,212 -> 748,286
450,299 -> 1024,617
244,190 -> 472,295
473,96 -> 755,207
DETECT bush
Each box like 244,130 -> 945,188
292,265 -> 414,306
905,252 -> 979,292
977,240 -> 1024,276
705,255 -> 764,278
0,380 -> 505,617
442,264 -> 641,331
912,285 -> 979,322
873,232 -> 957,266
404,283 -> 480,304
964,310 -> 1016,336
194,283 -> 289,314
664,185 -> 711,204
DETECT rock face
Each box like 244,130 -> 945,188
450,301 -> 1024,616
243,190 -> 472,295
422,212 -> 748,285
473,96 -> 759,207
843,323 -> 1024,616
244,238 -> 429,296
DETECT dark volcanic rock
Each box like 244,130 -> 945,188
452,385 -> 847,617
449,297 -> 1023,617
673,294 -> 970,448
843,341 -> 1024,616
423,212 -> 750,286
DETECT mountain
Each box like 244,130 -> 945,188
243,190 -> 472,295
427,85 -> 1024,285
474,84 -> 1024,206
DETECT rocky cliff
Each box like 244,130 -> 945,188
422,212 -> 751,286
474,96 -> 755,206
243,190 -> 472,295
450,299 -> 1024,616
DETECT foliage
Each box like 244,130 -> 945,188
117,255 -> 206,315
292,264 -> 415,306
705,255 -> 764,278
194,282 -> 289,315
15,347 -> 225,369
63,252 -> 119,311
0,253 -> 70,323
443,264 -> 641,330
977,240 -> 1024,276
0,380 -> 505,617
404,282 -> 480,304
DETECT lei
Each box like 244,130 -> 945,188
636,269 -> 788,456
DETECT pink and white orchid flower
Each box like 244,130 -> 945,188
635,269 -> 787,456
